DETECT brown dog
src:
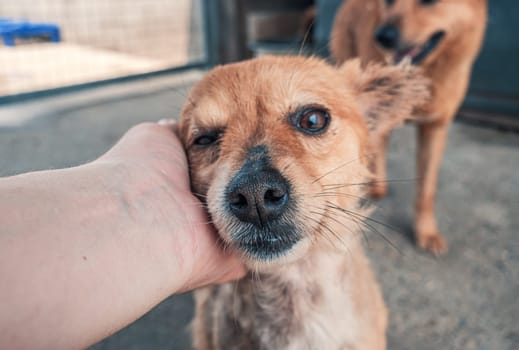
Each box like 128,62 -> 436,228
330,0 -> 487,254
179,55 -> 428,349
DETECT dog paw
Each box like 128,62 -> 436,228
370,183 -> 388,199
417,233 -> 448,256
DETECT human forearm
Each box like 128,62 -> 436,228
0,123 -> 244,349
0,163 -> 181,349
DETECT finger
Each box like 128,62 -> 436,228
158,118 -> 180,137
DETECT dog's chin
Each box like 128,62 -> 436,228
390,31 -> 446,65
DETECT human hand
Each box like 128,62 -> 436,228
97,121 -> 246,293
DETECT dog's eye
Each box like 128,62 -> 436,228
291,108 -> 330,135
193,131 -> 221,147
385,0 -> 396,6
420,0 -> 439,5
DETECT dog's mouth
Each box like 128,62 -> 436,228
393,31 -> 446,65
235,233 -> 300,260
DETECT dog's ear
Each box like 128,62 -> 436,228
340,59 -> 430,139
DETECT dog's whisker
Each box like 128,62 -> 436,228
302,214 -> 345,251
298,15 -> 315,56
323,177 -> 419,186
184,200 -> 209,209
322,204 -> 373,249
193,220 -> 217,226
310,209 -> 360,239
321,177 -> 419,191
192,191 -> 208,198
302,212 -> 353,256
312,191 -> 372,202
306,202 -> 367,239
325,206 -> 380,248
326,201 -> 402,233
311,153 -> 376,184
324,202 -> 404,255
163,83 -> 197,113
308,210 -> 359,248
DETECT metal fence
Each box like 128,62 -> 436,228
0,0 -> 207,100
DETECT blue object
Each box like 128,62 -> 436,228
0,18 -> 61,46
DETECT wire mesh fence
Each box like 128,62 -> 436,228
0,0 -> 206,97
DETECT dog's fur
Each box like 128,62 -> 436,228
179,55 -> 428,350
330,0 -> 487,254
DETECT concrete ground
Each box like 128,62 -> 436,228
0,73 -> 517,350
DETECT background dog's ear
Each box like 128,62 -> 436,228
340,59 -> 430,139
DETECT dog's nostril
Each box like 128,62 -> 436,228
229,192 -> 248,209
264,188 -> 287,205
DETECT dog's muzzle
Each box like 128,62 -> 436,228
224,145 -> 300,260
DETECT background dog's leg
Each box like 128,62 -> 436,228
415,122 -> 448,255
370,132 -> 391,198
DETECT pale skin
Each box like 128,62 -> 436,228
0,122 -> 245,350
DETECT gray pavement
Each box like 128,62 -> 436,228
0,74 -> 518,350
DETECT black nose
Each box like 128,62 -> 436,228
375,24 -> 400,49
226,167 -> 290,227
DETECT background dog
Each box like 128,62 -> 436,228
179,55 -> 428,349
330,0 -> 488,254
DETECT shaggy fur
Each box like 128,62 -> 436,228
179,55 -> 428,350
330,0 -> 488,254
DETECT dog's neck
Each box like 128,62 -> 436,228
226,239 -> 372,349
